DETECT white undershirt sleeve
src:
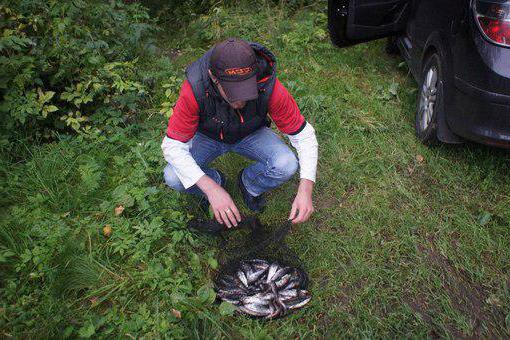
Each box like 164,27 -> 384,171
161,136 -> 205,189
286,122 -> 318,182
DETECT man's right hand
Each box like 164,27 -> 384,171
196,175 -> 241,228
207,186 -> 242,228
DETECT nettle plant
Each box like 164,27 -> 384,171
0,0 -> 156,139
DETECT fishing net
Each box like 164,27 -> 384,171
187,216 -> 310,318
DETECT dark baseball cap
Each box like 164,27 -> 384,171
210,38 -> 258,103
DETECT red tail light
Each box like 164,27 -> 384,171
474,0 -> 510,47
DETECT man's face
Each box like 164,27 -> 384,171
230,100 -> 246,110
209,69 -> 247,110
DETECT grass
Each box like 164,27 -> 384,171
2,1 -> 510,338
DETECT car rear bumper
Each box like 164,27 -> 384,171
449,77 -> 510,148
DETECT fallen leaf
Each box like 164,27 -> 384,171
171,309 -> 182,318
103,225 -> 112,237
416,154 -> 425,163
114,205 -> 125,216
407,165 -> 414,175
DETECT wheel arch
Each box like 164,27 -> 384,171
420,32 -> 451,82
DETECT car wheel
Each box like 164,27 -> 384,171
415,53 -> 442,145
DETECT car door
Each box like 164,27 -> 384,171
328,0 -> 412,47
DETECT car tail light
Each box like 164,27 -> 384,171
474,0 -> 510,47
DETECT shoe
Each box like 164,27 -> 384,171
238,169 -> 266,213
199,170 -> 226,212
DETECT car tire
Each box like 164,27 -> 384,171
415,53 -> 443,145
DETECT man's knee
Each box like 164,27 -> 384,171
163,164 -> 185,191
268,151 -> 298,180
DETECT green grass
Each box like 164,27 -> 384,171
2,1 -> 510,338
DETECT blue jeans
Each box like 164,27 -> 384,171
164,127 -> 298,197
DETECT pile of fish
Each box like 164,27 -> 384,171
215,259 -> 311,319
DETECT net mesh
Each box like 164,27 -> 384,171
187,215 -> 308,289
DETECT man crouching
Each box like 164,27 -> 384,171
161,38 -> 318,228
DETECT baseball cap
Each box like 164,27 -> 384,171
210,38 -> 258,103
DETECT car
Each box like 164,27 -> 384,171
328,0 -> 510,148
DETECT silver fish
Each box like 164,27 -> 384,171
238,302 -> 276,317
246,267 -> 268,284
278,288 -> 300,301
242,292 -> 274,305
217,287 -> 245,296
284,294 -> 311,310
215,260 -> 311,318
265,263 -> 280,283
266,299 -> 282,319
271,266 -> 292,281
219,296 -> 242,305
236,270 -> 248,287
240,262 -> 253,274
275,273 -> 292,288
274,297 -> 288,316
217,288 -> 246,297
281,275 -> 301,290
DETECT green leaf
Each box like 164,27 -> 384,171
479,211 -> 492,226
170,292 -> 185,304
45,91 -> 55,100
190,252 -> 200,270
197,285 -> 216,304
45,105 -> 59,113
388,82 -> 399,96
0,250 -> 15,263
78,322 -> 95,338
218,301 -> 236,316
207,257 -> 218,269
63,326 -> 74,338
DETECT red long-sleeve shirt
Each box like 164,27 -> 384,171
166,78 -> 305,142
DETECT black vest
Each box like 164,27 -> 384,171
185,42 -> 277,144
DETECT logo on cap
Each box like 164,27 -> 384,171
225,67 -> 254,76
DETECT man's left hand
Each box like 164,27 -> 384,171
289,179 -> 315,224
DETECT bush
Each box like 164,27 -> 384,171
142,0 -> 317,26
0,126 -> 225,337
0,0 -> 157,141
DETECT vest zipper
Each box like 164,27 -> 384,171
236,109 -> 244,123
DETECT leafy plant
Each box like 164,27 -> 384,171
0,0 -> 156,139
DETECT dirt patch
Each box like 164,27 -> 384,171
408,241 -> 508,338
315,195 -> 341,210
316,185 -> 355,211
